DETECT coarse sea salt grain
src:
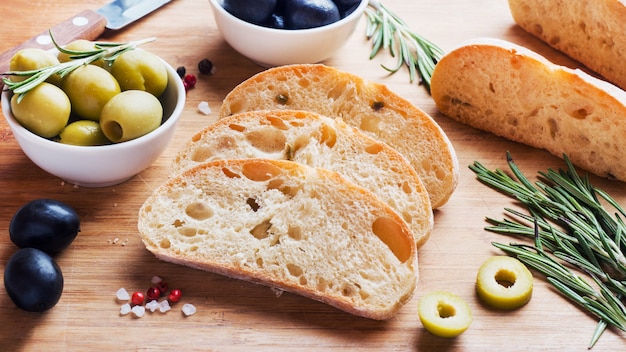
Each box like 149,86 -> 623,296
146,300 -> 159,313
116,288 -> 130,301
119,303 -> 132,315
198,101 -> 211,115
131,305 -> 146,318
158,300 -> 171,313
182,303 -> 197,317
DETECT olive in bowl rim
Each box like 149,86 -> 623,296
1,54 -> 186,187
208,0 -> 369,67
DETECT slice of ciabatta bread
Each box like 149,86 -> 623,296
509,0 -> 626,90
171,109 -> 433,248
218,64 -> 459,209
138,158 -> 417,320
430,37 -> 626,182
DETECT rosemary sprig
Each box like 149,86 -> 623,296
365,0 -> 444,91
469,152 -> 626,349
2,32 -> 155,102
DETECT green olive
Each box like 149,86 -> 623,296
10,82 -> 71,138
61,64 -> 121,121
58,120 -> 111,146
99,90 -> 163,143
110,49 -> 168,97
9,48 -> 61,85
57,40 -> 103,67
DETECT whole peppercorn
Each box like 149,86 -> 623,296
176,66 -> 186,78
198,59 -> 215,75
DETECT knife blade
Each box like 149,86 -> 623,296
0,0 -> 171,73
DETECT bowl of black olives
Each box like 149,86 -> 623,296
1,42 -> 185,187
208,0 -> 368,67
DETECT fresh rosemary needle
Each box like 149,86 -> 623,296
2,32 -> 155,102
365,0 -> 444,91
469,152 -> 626,349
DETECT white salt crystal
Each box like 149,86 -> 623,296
116,288 -> 130,301
198,101 -> 211,115
131,305 -> 146,318
158,299 -> 171,313
146,300 -> 159,313
181,303 -> 196,316
119,303 -> 132,315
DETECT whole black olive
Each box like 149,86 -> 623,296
284,0 -> 341,29
4,248 -> 64,312
223,0 -> 278,25
9,199 -> 80,254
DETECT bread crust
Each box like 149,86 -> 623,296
138,159 -> 418,320
509,0 -> 626,90
218,64 -> 459,209
171,109 -> 434,248
431,37 -> 626,182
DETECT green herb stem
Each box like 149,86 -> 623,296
470,152 -> 626,348
365,0 -> 444,91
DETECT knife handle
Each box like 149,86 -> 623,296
0,9 -> 107,73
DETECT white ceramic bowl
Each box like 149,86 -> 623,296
1,59 -> 185,187
208,0 -> 369,67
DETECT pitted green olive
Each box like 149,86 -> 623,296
10,82 -> 71,138
9,48 -> 61,85
58,120 -> 111,146
61,65 -> 120,121
99,90 -> 162,143
57,40 -> 103,67
110,49 -> 168,97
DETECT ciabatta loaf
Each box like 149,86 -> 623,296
171,109 -> 433,248
218,64 -> 459,209
430,38 -> 626,182
509,0 -> 626,90
138,159 -> 417,320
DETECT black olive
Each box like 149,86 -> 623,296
223,0 -> 278,25
4,248 -> 64,312
9,199 -> 80,255
332,0 -> 360,8
284,0 -> 341,29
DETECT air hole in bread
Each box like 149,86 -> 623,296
371,101 -> 385,111
364,143 -> 383,155
185,202 -> 213,220
327,82 -> 348,100
548,118 -> 558,139
247,198 -> 261,212
297,78 -> 311,89
341,284 -> 355,297
242,161 -> 283,182
316,277 -> 328,291
567,107 -> 591,120
256,257 -> 264,268
533,23 -> 543,35
287,263 -> 304,277
221,167 -> 242,179
489,82 -> 495,93
266,115 -> 290,130
267,178 -> 301,197
318,123 -> 337,148
190,147 -> 214,163
159,238 -> 171,249
401,181 -> 413,194
372,217 -> 412,263
360,115 -> 382,134
228,123 -> 246,132
245,128 -> 287,153
177,227 -> 197,237
250,219 -> 272,240
172,219 -> 185,227
287,225 -> 303,240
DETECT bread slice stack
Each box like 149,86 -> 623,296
138,64 -> 457,319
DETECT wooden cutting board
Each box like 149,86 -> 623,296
0,0 -> 624,350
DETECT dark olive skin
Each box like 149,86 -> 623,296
4,248 -> 64,312
10,199 -> 80,254
284,0 -> 340,29
223,0 -> 277,25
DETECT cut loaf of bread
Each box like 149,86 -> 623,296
430,37 -> 626,182
171,109 -> 433,248
138,158 -> 417,320
509,0 -> 626,90
218,64 -> 459,209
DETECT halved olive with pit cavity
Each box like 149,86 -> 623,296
418,291 -> 472,338
476,256 -> 533,310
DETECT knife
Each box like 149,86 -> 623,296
0,0 -> 171,73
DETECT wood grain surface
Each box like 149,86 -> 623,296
0,0 -> 625,351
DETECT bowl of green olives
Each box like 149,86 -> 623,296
208,0 -> 368,67
1,46 -> 185,187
